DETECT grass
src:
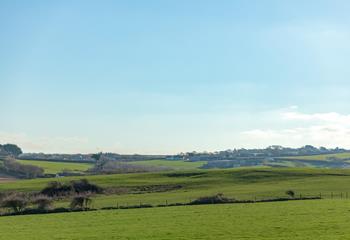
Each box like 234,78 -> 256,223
16,159 -> 93,174
2,168 -> 350,208
283,152 -> 350,161
0,199 -> 350,239
2,168 -> 350,239
128,159 -> 207,170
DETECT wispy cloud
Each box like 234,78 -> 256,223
282,111 -> 350,124
0,132 -> 89,153
242,109 -> 350,148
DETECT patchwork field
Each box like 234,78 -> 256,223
0,199 -> 349,240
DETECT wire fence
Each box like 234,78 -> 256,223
102,192 -> 350,210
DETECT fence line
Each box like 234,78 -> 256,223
109,192 -> 350,210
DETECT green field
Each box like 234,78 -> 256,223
2,168 -> 350,209
0,199 -> 349,240
2,168 -> 350,239
284,152 -> 350,161
129,159 -> 207,170
16,159 -> 93,174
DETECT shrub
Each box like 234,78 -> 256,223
40,181 -> 74,197
32,195 -> 53,210
40,179 -> 102,197
190,193 -> 234,205
1,193 -> 28,213
70,194 -> 92,210
2,157 -> 44,179
71,179 -> 103,194
286,190 -> 295,198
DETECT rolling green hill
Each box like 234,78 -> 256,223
2,168 -> 350,239
2,168 -> 350,209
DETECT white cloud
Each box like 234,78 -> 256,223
0,132 -> 90,153
282,111 -> 350,124
242,110 -> 350,148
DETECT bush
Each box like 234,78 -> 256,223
286,190 -> 295,198
190,193 -> 235,205
40,179 -> 103,197
1,157 -> 44,179
40,181 -> 74,197
32,195 -> 53,210
70,194 -> 92,210
1,193 -> 28,213
71,179 -> 103,194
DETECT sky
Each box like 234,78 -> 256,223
1,0 -> 350,154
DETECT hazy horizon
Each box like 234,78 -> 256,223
2,1 -> 350,154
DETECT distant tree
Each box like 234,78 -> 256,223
286,190 -> 295,198
91,152 -> 102,161
2,144 -> 22,156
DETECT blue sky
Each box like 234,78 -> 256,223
1,0 -> 350,153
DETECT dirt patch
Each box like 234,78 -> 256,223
0,173 -> 16,183
0,176 -> 16,183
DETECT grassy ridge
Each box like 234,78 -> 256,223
0,199 -> 349,240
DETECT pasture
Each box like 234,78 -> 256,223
16,159 -> 93,174
0,199 -> 349,240
283,152 -> 350,161
2,168 -> 350,209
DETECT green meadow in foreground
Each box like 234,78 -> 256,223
1,168 -> 350,239
0,199 -> 350,240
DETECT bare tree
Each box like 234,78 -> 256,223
70,194 -> 92,210
1,193 -> 28,213
32,195 -> 53,210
